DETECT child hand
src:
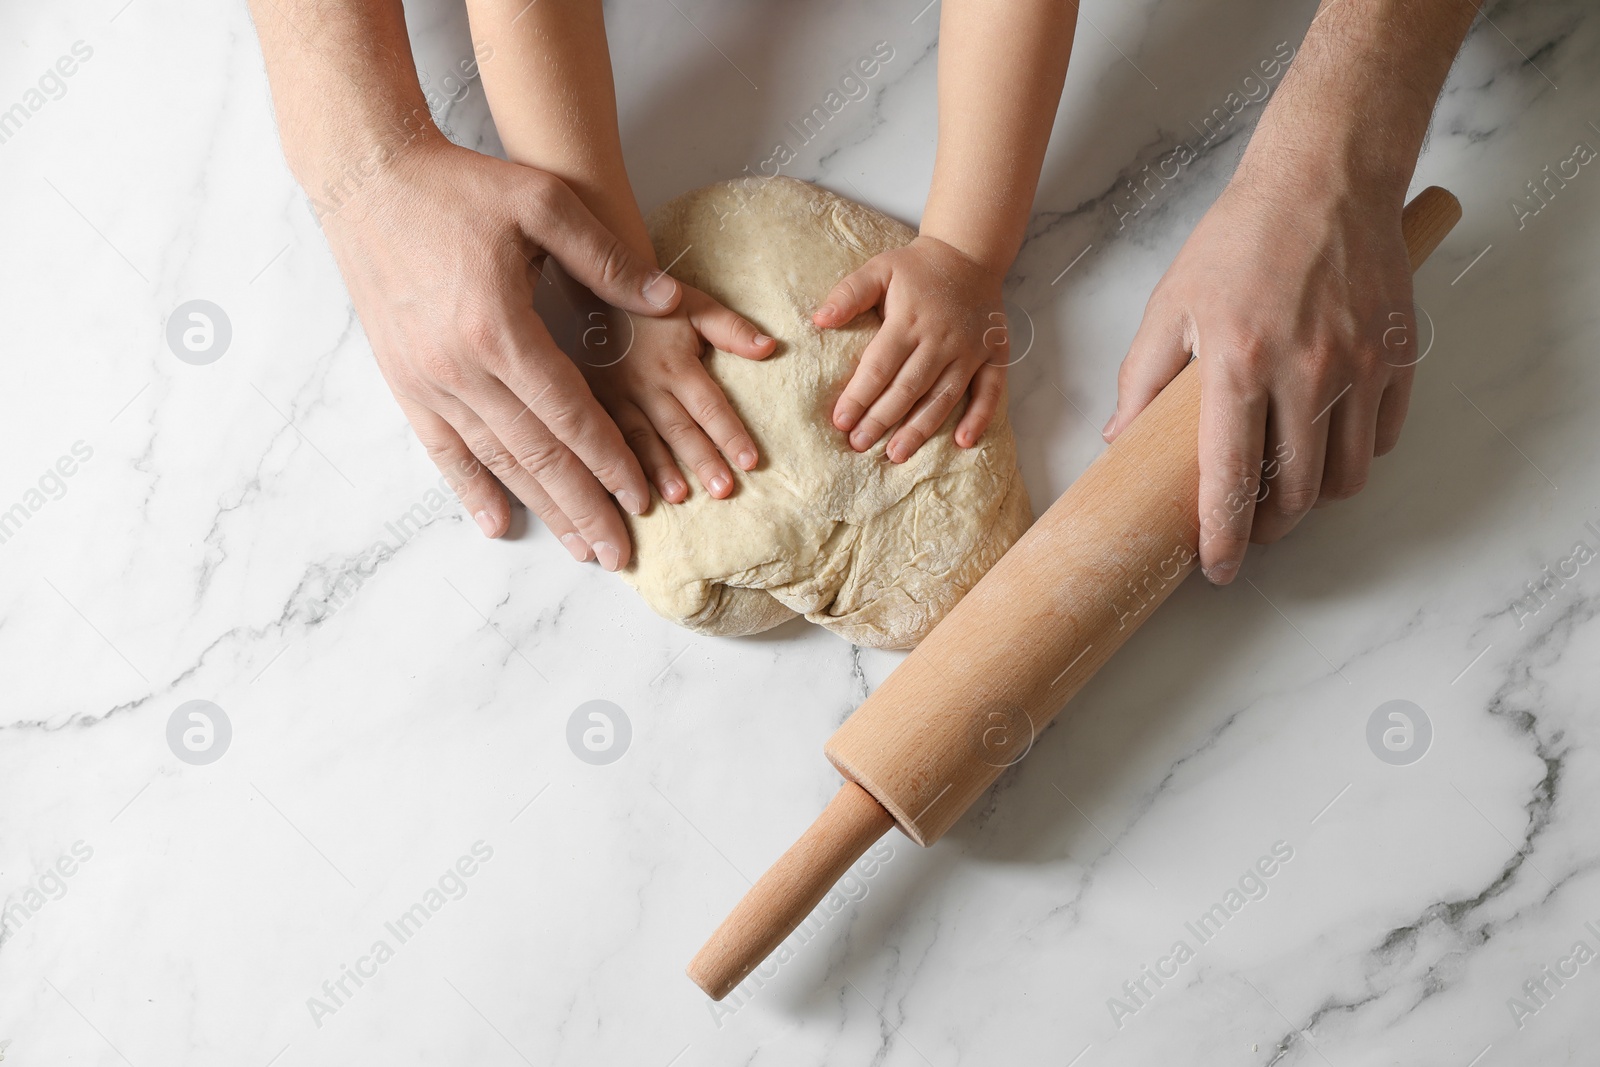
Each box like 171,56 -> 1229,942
813,235 -> 1009,463
580,285 -> 776,504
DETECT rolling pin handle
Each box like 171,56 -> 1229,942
686,781 -> 894,1001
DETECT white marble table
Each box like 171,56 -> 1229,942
3,1 -> 1598,1064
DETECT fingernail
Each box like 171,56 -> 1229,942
664,478 -> 686,501
560,534 -> 591,562
816,303 -> 836,322
1102,413 -> 1118,438
1206,560 -> 1238,584
710,473 -> 731,496
835,409 -> 859,433
642,271 -> 677,309
753,333 -> 772,347
887,441 -> 906,463
593,540 -> 621,571
737,450 -> 757,470
617,489 -> 645,516
474,510 -> 498,537
850,429 -> 873,451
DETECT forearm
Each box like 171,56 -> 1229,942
1236,0 -> 1475,206
919,0 -> 1076,275
466,0 -> 656,265
247,0 -> 440,200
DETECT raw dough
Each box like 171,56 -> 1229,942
620,176 -> 1031,650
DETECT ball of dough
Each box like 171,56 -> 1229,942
619,177 -> 1031,650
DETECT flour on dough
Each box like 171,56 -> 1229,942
619,176 -> 1032,650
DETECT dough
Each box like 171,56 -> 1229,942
620,177 -> 1032,650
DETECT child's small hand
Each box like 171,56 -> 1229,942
813,235 -> 1009,463
581,285 -> 776,504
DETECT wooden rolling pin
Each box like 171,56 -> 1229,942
688,186 -> 1462,1000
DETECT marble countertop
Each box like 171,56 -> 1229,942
4,0 -> 1599,1063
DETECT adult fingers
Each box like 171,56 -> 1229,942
398,397 -> 510,538
673,366 -> 760,472
641,390 -> 737,499
956,361 -> 1006,448
1107,299 -> 1190,442
812,258 -> 891,330
852,346 -> 950,455
1249,387 -> 1331,544
832,323 -> 915,437
886,359 -> 972,463
1314,389 -> 1379,508
1197,354 -> 1269,584
493,309 -> 651,518
682,286 -> 776,360
1373,368 -> 1414,457
468,381 -> 636,571
516,168 -> 683,316
613,399 -> 687,504
434,402 -> 594,563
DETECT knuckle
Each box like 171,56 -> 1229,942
522,168 -> 563,218
419,350 -> 474,393
538,398 -> 587,440
455,307 -> 506,361
1320,476 -> 1367,502
622,422 -> 658,452
687,394 -> 726,427
593,239 -> 634,293
1273,483 -> 1321,516
472,438 -> 519,480
511,435 -> 566,478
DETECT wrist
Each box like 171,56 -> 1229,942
913,220 -> 1013,281
283,90 -> 446,193
292,116 -> 450,222
1232,82 -> 1415,213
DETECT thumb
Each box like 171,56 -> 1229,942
520,171 -> 681,316
813,257 -> 891,329
1107,300 -> 1190,441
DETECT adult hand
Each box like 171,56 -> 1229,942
322,138 -> 684,571
1105,173 -> 1416,584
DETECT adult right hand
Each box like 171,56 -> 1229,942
321,138 -> 684,571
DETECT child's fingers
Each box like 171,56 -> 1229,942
613,400 -> 687,504
832,325 -> 915,435
640,391 -> 738,498
886,359 -> 972,462
955,361 -> 1006,448
674,370 -> 760,472
813,258 -> 891,329
848,346 -> 949,452
683,287 -> 776,360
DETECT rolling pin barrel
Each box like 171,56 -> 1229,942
689,187 -> 1462,1001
